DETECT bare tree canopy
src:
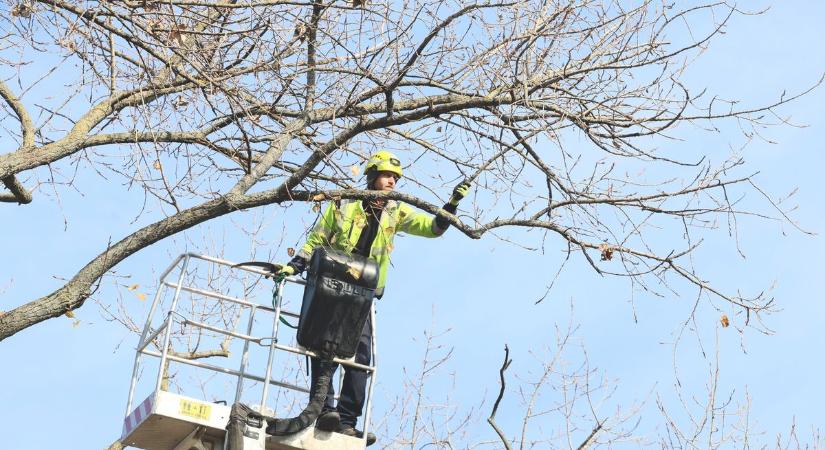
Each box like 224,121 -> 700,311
0,0 -> 820,341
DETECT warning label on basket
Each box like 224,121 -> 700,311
179,399 -> 212,421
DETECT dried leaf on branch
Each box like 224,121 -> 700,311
720,314 -> 730,328
599,244 -> 615,261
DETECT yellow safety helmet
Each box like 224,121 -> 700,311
364,150 -> 403,181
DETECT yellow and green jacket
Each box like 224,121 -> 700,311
294,199 -> 445,297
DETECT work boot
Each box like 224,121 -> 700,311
315,410 -> 340,432
337,425 -> 377,446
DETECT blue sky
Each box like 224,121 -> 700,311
2,2 -> 824,449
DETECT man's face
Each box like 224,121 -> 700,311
372,171 -> 398,191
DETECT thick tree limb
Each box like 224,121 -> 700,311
0,80 -> 34,147
1,176 -> 32,204
0,80 -> 35,204
0,162 -> 772,341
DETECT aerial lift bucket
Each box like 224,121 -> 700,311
120,253 -> 377,450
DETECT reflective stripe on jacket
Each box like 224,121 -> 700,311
297,199 -> 443,296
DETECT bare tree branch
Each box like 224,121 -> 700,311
488,344 -> 514,450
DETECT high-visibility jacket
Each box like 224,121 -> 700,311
297,199 -> 444,296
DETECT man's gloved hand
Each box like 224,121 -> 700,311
449,180 -> 471,206
276,264 -> 296,277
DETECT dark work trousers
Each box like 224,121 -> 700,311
310,313 -> 373,428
